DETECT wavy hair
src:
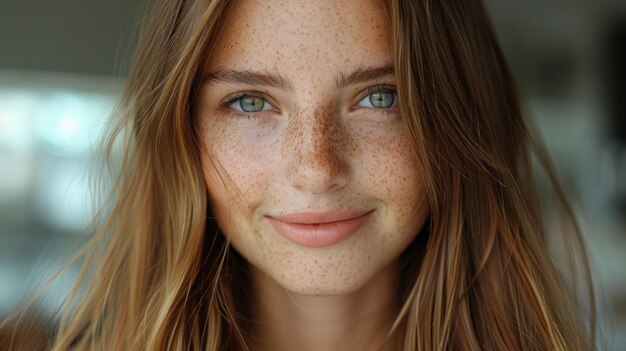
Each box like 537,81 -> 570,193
1,0 -> 595,350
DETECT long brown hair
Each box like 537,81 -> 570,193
1,0 -> 595,350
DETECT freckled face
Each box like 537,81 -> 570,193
197,0 -> 429,294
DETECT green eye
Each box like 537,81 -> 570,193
239,96 -> 265,112
369,91 -> 395,108
357,88 -> 398,109
226,92 -> 277,116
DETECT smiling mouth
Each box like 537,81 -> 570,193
266,210 -> 374,248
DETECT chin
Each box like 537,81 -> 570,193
229,226 -> 402,298
278,277 -> 367,296
262,257 -> 388,297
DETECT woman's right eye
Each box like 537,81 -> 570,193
229,95 -> 275,113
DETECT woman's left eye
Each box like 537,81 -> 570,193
357,90 -> 398,109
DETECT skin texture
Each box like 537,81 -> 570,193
197,0 -> 430,349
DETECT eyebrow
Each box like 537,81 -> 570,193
335,64 -> 395,89
203,68 -> 294,90
202,64 -> 395,91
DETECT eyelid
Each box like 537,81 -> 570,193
218,84 -> 397,116
221,90 -> 279,113
353,83 -> 398,109
222,90 -> 265,105
364,83 -> 395,94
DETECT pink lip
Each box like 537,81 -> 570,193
266,210 -> 373,248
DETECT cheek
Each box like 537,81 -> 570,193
200,123 -> 275,257
200,121 -> 276,213
356,127 -> 424,209
354,126 -> 428,247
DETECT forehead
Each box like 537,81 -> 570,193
207,0 -> 392,77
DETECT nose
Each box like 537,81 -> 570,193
284,107 -> 350,195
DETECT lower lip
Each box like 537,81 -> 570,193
267,211 -> 373,248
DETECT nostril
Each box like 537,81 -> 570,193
287,155 -> 350,195
283,108 -> 350,194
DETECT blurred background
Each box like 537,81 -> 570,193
0,0 -> 624,349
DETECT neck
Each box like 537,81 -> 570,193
246,262 -> 401,351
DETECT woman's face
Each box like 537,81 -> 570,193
197,0 -> 429,294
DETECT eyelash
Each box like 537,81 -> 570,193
359,84 -> 398,114
220,91 -> 270,120
364,84 -> 395,96
219,84 -> 398,119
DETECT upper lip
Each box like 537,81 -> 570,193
267,210 -> 373,224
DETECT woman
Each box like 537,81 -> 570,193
2,0 -> 595,350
